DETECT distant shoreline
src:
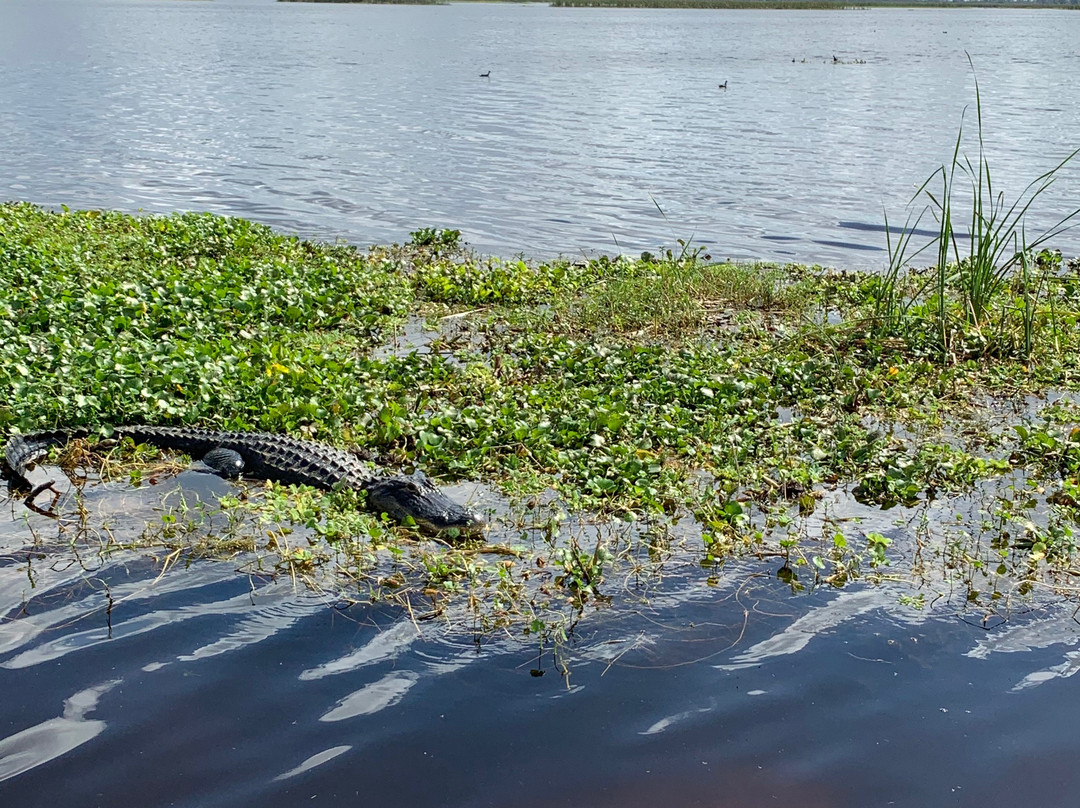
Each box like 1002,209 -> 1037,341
547,1 -> 1080,7
278,0 -> 447,4
278,0 -> 1079,9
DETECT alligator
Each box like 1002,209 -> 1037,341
3,425 -> 486,536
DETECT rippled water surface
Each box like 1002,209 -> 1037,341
5,464 -> 1080,807
5,3 -> 1080,805
1,0 -> 1079,264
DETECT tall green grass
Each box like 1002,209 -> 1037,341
880,60 -> 1079,361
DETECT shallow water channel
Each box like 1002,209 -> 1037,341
4,460 -> 1080,807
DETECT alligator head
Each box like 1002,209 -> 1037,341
364,472 -> 486,537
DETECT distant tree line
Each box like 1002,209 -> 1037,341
278,0 -> 447,5
549,0 -> 1079,7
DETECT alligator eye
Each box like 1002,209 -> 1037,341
200,447 -> 245,479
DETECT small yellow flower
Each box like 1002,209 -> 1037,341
266,362 -> 291,377
887,366 -> 900,377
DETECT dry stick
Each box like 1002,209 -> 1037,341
616,608 -> 751,671
24,480 -> 62,518
601,630 -> 648,676
403,594 -> 423,636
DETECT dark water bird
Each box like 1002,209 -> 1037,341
718,81 -> 728,90
833,55 -> 839,63
479,70 -> 491,78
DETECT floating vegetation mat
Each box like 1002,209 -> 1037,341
2,192 -> 1080,637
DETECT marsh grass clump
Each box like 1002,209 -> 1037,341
866,66 -> 1080,365
549,249 -> 806,340
412,252 -> 623,306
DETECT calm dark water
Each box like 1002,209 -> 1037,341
1,0 -> 1079,264
5,469 -> 1080,806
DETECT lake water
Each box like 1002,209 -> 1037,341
6,466 -> 1080,807
5,3 -> 1080,806
1,0 -> 1079,265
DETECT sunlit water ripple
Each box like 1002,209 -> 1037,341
4,464 -> 1080,805
1,0 -> 1078,265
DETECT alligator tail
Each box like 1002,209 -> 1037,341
3,428 -> 93,485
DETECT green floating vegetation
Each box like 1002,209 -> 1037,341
2,90 -> 1080,632
0,204 -> 414,433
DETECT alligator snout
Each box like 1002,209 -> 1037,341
364,473 -> 486,537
